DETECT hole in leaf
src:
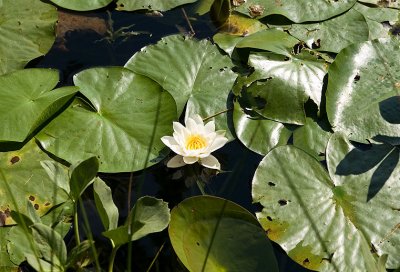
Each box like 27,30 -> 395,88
267,216 -> 273,221
278,199 -> 287,206
268,182 -> 276,187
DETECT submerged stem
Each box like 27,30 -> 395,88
74,204 -> 80,246
108,245 -> 119,272
146,241 -> 166,272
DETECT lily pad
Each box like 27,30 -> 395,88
169,195 -> 278,272
358,0 -> 399,8
233,101 -> 291,155
49,0 -> 113,11
234,0 -> 357,23
288,8 -> 369,53
0,228 -> 18,272
0,69 -> 77,143
125,35 -> 237,139
37,67 -> 177,173
252,133 -> 400,270
0,0 -> 57,75
115,0 -> 197,11
0,139 -> 69,226
326,38 -> 400,142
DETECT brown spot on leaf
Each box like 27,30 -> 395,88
34,204 -> 39,210
29,195 -> 35,201
268,182 -> 276,187
303,258 -> 310,266
0,211 -> 6,226
278,199 -> 288,206
10,156 -> 20,164
45,202 -> 51,206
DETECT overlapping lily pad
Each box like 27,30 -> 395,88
36,67 -> 177,173
0,69 -> 77,143
49,0 -> 113,11
288,8 -> 369,53
234,0 -> 357,23
0,0 -> 57,75
358,0 -> 399,8
252,133 -> 400,270
233,101 -> 291,155
326,38 -> 400,142
169,196 -> 278,272
125,35 -> 237,139
0,139 -> 69,226
115,0 -> 197,11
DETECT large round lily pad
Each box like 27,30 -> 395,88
0,69 -> 77,143
0,0 -> 57,75
37,67 -> 177,173
0,139 -> 68,226
234,0 -> 357,23
116,0 -> 197,11
326,38 -> 400,142
49,0 -> 113,11
125,34 -> 237,140
169,195 -> 278,272
252,133 -> 400,270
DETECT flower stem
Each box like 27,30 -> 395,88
146,241 -> 166,272
196,179 -> 207,195
74,203 -> 80,246
203,108 -> 232,122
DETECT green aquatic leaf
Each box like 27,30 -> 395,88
358,0 -> 399,8
49,0 -> 113,11
69,157 -> 98,202
0,228 -> 18,272
93,178 -> 119,231
37,67 -> 177,173
103,196 -> 170,246
169,195 -> 278,272
234,0 -> 357,23
326,38 -> 400,142
233,101 -> 291,155
293,117 -> 332,161
0,0 -> 57,75
252,133 -> 400,270
0,139 -> 69,226
354,3 -> 399,22
115,0 -> 197,11
0,69 -> 77,143
125,35 -> 237,140
288,8 -> 369,53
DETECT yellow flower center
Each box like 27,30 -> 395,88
185,135 -> 207,150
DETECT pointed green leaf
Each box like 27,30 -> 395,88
0,0 -> 57,75
326,38 -> 400,142
36,67 -> 177,173
93,178 -> 119,231
69,157 -> 99,202
0,69 -> 77,142
169,196 -> 278,272
103,196 -> 170,246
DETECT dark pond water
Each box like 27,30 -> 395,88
27,2 -> 310,271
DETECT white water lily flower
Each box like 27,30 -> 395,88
161,115 -> 228,170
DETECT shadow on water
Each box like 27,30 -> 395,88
25,3 -> 311,271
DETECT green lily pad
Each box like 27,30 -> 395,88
169,195 -> 278,272
0,228 -> 18,272
252,133 -> 400,270
233,101 -> 291,155
0,0 -> 57,75
49,0 -> 113,11
293,117 -> 332,160
115,0 -> 197,11
125,35 -> 237,140
234,0 -> 357,23
0,139 -> 69,226
288,8 -> 369,53
37,67 -> 177,173
326,38 -> 400,142
358,0 -> 399,8
0,69 -> 78,142
354,3 -> 399,22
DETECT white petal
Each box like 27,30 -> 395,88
183,156 -> 198,164
199,155 -> 220,170
161,136 -> 184,155
208,136 -> 229,153
204,120 -> 215,133
192,114 -> 204,126
167,155 -> 186,168
186,117 -> 198,132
